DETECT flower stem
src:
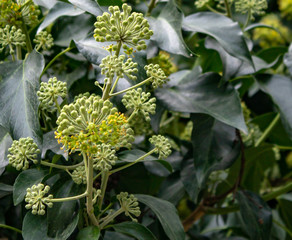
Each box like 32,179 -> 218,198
0,224 -> 22,234
146,0 -> 157,16
109,76 -> 120,95
255,113 -> 280,147
100,208 -> 124,229
97,171 -> 110,211
21,22 -> 32,53
51,191 -> 88,202
16,46 -> 22,60
110,148 -> 156,174
40,160 -> 83,170
54,98 -> 61,116
127,109 -> 138,123
243,9 -> 251,29
224,0 -> 232,18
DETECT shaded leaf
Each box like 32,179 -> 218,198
34,0 -> 57,9
236,190 -> 272,240
104,231 -> 134,240
155,70 -> 247,132
183,12 -> 252,65
0,126 -> 12,175
147,0 -> 189,57
0,183 -> 13,198
158,176 -> 185,205
136,194 -> 185,240
42,131 -> 68,159
37,2 -> 84,33
13,169 -> 46,205
76,226 -> 100,240
68,0 -> 103,16
278,194 -> 292,232
284,44 -> 292,76
0,51 -> 44,147
113,221 -> 157,240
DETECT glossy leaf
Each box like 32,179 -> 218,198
104,231 -> 134,240
68,0 -> 103,16
112,222 -> 157,240
0,126 -> 12,175
256,74 -> 292,139
42,131 -> 68,159
147,0 -> 189,57
236,190 -> 272,240
0,183 -> 13,198
0,51 -> 44,147
34,0 -> 57,9
155,70 -> 248,132
38,2 -> 84,33
284,44 -> 292,76
183,12 -> 252,65
76,226 -> 100,240
135,194 -> 185,240
13,169 -> 47,205
158,176 -> 185,205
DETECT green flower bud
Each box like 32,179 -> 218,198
94,3 -> 153,51
93,144 -> 117,171
148,51 -> 178,76
149,135 -> 172,159
8,137 -> 40,171
242,122 -> 262,147
37,77 -> 67,112
117,192 -> 141,222
144,64 -> 169,89
72,166 -> 87,184
0,25 -> 25,54
122,88 -> 156,122
33,31 -> 54,51
235,0 -> 267,20
25,184 -> 53,215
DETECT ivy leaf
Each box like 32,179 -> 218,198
112,222 -> 157,240
68,0 -> 103,16
183,12 -> 253,66
155,70 -> 247,132
278,194 -> 292,231
147,0 -> 189,57
284,44 -> 292,76
37,2 -> 84,33
135,194 -> 185,240
104,231 -> 134,240
256,74 -> 292,139
236,190 -> 272,240
42,131 -> 68,159
0,51 -> 44,147
76,226 -> 100,240
0,126 -> 12,175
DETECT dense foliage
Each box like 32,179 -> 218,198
0,0 -> 292,239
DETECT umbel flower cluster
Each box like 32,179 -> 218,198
0,25 -> 25,54
117,192 -> 141,222
33,31 -> 54,51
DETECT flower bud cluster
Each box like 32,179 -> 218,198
0,25 -> 25,54
72,166 -> 87,184
37,77 -> 67,112
195,0 -> 211,9
235,0 -> 267,20
122,88 -> 156,122
144,64 -> 169,89
8,137 -> 40,170
148,51 -> 177,76
149,135 -> 172,159
25,184 -> 53,215
242,122 -> 262,147
55,95 -> 134,154
94,3 -> 153,51
117,192 -> 141,221
93,144 -> 117,171
33,31 -> 54,51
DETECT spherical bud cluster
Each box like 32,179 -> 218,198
242,123 -> 262,147
55,95 -> 134,154
279,0 -> 292,20
0,0 -> 40,28
195,0 -> 211,9
73,92 -> 92,102
144,64 -> 169,89
8,137 -> 40,170
148,51 -> 177,76
117,192 -> 141,222
25,184 -> 53,215
235,0 -> 267,20
93,144 -> 117,171
122,88 -> 156,122
37,77 -> 67,112
253,14 -> 290,48
129,116 -> 153,135
0,25 -> 25,54
72,166 -> 87,184
149,135 -> 172,159
94,4 -> 153,51
122,56 -> 138,80
33,31 -> 54,51
100,55 -> 123,84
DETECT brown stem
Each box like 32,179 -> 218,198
182,201 -> 205,232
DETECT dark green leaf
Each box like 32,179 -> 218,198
68,0 -> 102,16
0,183 -> 13,198
38,2 -> 84,33
113,221 -> 157,240
144,160 -> 173,177
155,70 -> 247,132
278,194 -> 292,232
117,149 -> 157,163
236,190 -> 272,240
104,231 -> 134,240
257,46 -> 287,64
158,176 -> 185,205
135,194 -> 185,240
76,226 -> 100,240
13,169 -> 46,205
0,126 -> 12,175
42,131 -> 68,159
183,12 -> 252,65
0,51 -> 44,147
256,74 -> 292,139
147,0 -> 189,57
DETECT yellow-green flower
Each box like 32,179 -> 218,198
279,0 -> 292,19
253,14 -> 290,48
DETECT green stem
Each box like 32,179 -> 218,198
93,172 -> 102,181
40,46 -> 74,79
262,181 -> 292,202
255,113 -> 280,147
40,161 -> 83,170
84,153 -> 99,226
36,43 -> 42,52
9,44 -> 16,61
243,9 -> 251,29
100,208 -> 124,229
21,22 -> 33,53
146,0 -> 157,16
115,41 -> 122,57
206,5 -> 225,15
16,45 -> 22,60
110,148 -> 156,174
54,98 -> 61,116
224,0 -> 232,18
99,202 -> 113,218
275,145 -> 292,150
110,77 -> 151,97
127,109 -> 138,123
51,191 -> 88,202
109,76 -> 120,95
97,171 -> 110,211
0,224 -> 22,234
